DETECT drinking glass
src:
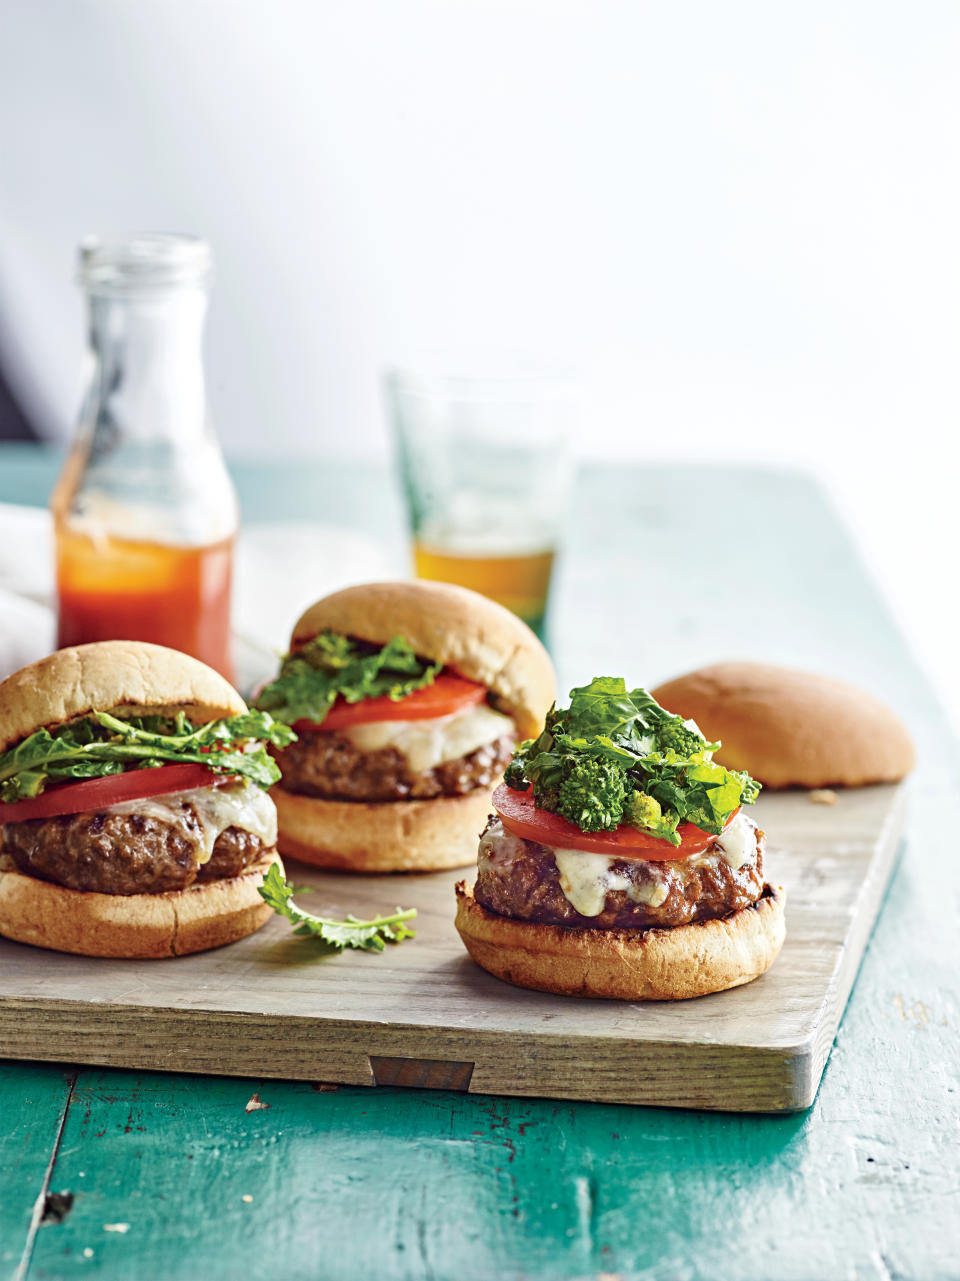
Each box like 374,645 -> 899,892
386,365 -> 575,637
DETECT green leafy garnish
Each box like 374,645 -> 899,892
557,757 -> 628,833
505,676 -> 760,846
254,632 -> 441,726
0,709 -> 295,803
257,863 -> 417,953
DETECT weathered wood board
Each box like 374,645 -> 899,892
0,783 -> 905,1112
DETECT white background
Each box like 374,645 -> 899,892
1,1 -> 958,728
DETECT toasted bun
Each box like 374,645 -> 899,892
651,662 -> 914,789
0,851 -> 281,958
455,881 -> 786,999
290,581 -> 555,740
273,785 -> 495,872
0,641 -> 246,754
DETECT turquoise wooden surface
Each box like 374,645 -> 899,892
0,1063 -> 75,1279
1,445 -> 958,1281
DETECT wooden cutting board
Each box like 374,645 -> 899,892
0,782 -> 905,1112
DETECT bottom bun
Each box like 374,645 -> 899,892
272,785 -> 495,872
455,881 -> 786,1000
0,851 -> 282,959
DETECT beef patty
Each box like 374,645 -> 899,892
474,813 -> 765,930
276,731 -> 514,802
3,811 -> 269,896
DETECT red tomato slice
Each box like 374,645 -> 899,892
493,784 -> 730,861
0,764 -> 232,823
296,673 -> 489,731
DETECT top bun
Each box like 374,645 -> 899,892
0,641 -> 246,754
651,661 -> 915,789
291,581 -> 556,740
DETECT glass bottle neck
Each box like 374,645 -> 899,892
54,277 -> 237,547
84,286 -> 209,443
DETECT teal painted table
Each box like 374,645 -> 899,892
1,444 -> 958,1281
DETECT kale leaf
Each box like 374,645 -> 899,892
254,632 -> 441,726
564,677 -> 656,755
257,863 -> 417,953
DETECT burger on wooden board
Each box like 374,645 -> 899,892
0,642 -> 294,958
455,676 -> 785,999
651,662 -> 915,789
255,581 -> 556,872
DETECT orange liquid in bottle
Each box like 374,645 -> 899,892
55,523 -> 234,682
413,540 -> 555,630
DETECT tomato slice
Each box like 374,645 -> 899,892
0,764 -> 232,823
492,784 -> 730,861
296,673 -> 489,732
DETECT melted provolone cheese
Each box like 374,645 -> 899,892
552,812 -> 758,914
342,703 -> 514,774
553,849 -> 627,917
479,818 -> 675,917
626,876 -> 671,908
106,781 -> 277,865
551,848 -> 670,916
478,816 -> 528,870
714,811 -> 755,868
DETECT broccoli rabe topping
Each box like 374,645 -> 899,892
504,676 -> 761,846
622,789 -> 681,845
558,758 -> 628,833
255,632 -> 440,727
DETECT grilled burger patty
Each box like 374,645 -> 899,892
3,812 -> 268,896
474,813 -> 765,930
276,730 -> 514,802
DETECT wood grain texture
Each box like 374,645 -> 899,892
0,784 -> 904,1112
18,1054 -> 960,1281
0,1062 -> 75,1280
2,454 -> 958,1281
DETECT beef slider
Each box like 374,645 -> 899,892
0,640 -> 282,958
268,581 -> 556,873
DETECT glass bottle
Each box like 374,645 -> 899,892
51,233 -> 237,681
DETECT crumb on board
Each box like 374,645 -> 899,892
245,1092 -> 270,1113
809,788 -> 838,805
242,1194 -> 254,1203
103,1224 -> 130,1234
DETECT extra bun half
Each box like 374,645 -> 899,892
0,852 -> 281,958
455,881 -> 786,1000
272,785 -> 494,872
0,641 -> 246,754
290,581 -> 555,740
652,662 -> 915,789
